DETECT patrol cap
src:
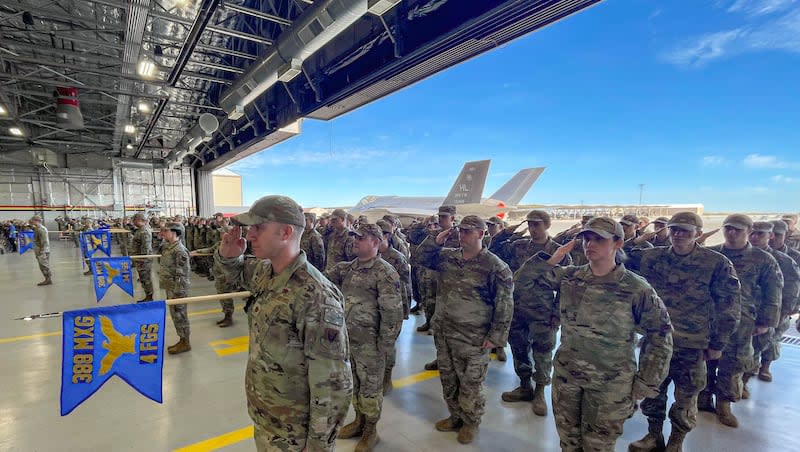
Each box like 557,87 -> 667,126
376,219 -> 393,234
581,215 -> 594,223
652,216 -> 670,225
458,215 -> 487,231
382,214 -> 397,222
667,212 -> 703,230
30,215 -> 42,222
771,220 -> 788,234
486,216 -> 504,226
304,212 -> 316,222
350,223 -> 383,240
526,210 -> 551,224
577,217 -> 624,240
213,212 -> 224,218
438,205 -> 457,216
723,214 -> 753,230
330,209 -> 347,220
232,195 -> 305,227
132,213 -> 146,221
164,222 -> 183,235
752,221 -> 774,233
619,214 -> 639,226
782,214 -> 798,223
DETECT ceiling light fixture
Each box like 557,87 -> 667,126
0,105 -> 7,115
137,102 -> 151,113
126,144 -> 134,150
9,127 -> 24,136
137,59 -> 157,79
124,124 -> 136,134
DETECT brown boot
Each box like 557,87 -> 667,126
167,338 -> 191,355
457,423 -> 478,444
355,421 -> 379,452
531,383 -> 548,417
716,400 -> 738,428
741,374 -> 751,399
758,361 -> 773,382
36,278 -> 53,286
628,421 -> 665,452
383,368 -> 394,395
434,416 -> 463,432
424,360 -> 438,371
697,390 -> 715,413
501,378 -> 533,402
217,313 -> 233,328
494,347 -> 507,362
339,414 -> 365,439
665,430 -> 686,452
416,322 -> 430,332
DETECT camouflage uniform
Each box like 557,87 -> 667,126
33,223 -> 52,280
517,254 -> 673,451
324,228 -> 355,271
768,243 -> 800,363
707,243 -> 782,402
325,256 -> 403,423
755,246 -> 799,367
418,230 -> 460,324
300,227 -> 326,272
389,232 -> 410,259
418,237 -> 514,428
160,239 -> 190,340
196,241 -> 238,316
651,233 -> 671,248
131,224 -> 154,298
786,228 -> 800,251
217,250 -> 353,451
627,243 -> 740,437
380,245 -> 412,318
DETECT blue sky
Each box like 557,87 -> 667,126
228,0 -> 800,213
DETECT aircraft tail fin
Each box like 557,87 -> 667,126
488,167 -> 545,206
442,160 -> 490,206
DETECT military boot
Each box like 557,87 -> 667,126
501,378 -> 534,402
83,269 -> 92,276
424,360 -> 438,371
410,303 -> 421,314
697,390 -> 715,413
758,361 -> 773,382
531,383 -> 548,417
167,338 -> 191,355
628,421 -> 665,452
741,375 -> 751,399
716,400 -> 738,428
665,430 -> 686,452
339,413 -> 365,439
217,313 -> 233,328
383,368 -> 394,395
37,278 -> 53,286
494,347 -> 507,362
416,322 -> 430,332
457,423 -> 478,444
355,421 -> 379,452
434,416 -> 463,432
137,294 -> 153,303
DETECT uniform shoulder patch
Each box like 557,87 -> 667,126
323,307 -> 344,326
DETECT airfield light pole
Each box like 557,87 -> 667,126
638,184 -> 644,215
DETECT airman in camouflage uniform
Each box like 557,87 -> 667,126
30,215 -> 52,286
418,215 -> 513,444
515,217 -> 673,452
216,195 -> 352,452
159,222 -> 191,354
194,226 -> 239,328
747,221 -> 800,385
416,206 -> 460,337
377,219 -> 412,395
552,215 -> 594,266
626,212 -> 740,452
782,213 -> 800,250
300,212 -> 326,271
325,223 -> 402,451
325,209 -> 355,271
498,210 -> 571,415
382,215 -> 410,259
620,214 -> 653,253
650,217 -> 671,247
705,214 -> 782,428
131,213 -> 154,302
482,215 -> 504,249
767,220 -> 800,376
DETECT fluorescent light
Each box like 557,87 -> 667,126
0,105 -> 7,115
137,59 -> 157,78
368,0 -> 401,15
137,102 -> 151,113
126,144 -> 134,150
124,124 -> 136,134
9,127 -> 23,136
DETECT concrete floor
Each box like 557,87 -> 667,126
1,240 -> 798,451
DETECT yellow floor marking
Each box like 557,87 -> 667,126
173,369 -> 441,451
208,336 -> 249,357
0,331 -> 61,344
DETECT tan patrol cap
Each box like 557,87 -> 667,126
619,214 -> 639,226
526,210 -> 551,223
304,212 -> 317,222
781,213 -> 798,223
164,222 -> 183,234
330,209 -> 347,220
577,217 -> 624,240
350,223 -> 383,240
653,216 -> 670,225
232,195 -> 305,227
458,215 -> 486,231
376,219 -> 393,234
723,214 -> 753,230
752,221 -> 774,233
30,215 -> 42,222
438,205 -> 457,216
132,213 -> 146,221
486,216 -> 504,226
667,212 -> 703,230
771,220 -> 788,234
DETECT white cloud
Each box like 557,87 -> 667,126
702,155 -> 728,166
230,147 -> 409,171
662,4 -> 800,67
742,153 -> 788,168
771,174 -> 800,183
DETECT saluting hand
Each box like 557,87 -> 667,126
435,227 -> 455,245
547,239 -> 576,266
697,228 -> 720,244
219,225 -> 246,258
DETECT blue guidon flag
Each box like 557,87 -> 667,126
89,257 -> 134,302
81,229 -> 112,258
17,230 -> 34,255
60,302 -> 166,416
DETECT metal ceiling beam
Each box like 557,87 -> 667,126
0,54 -> 147,82
0,40 -> 121,64
143,10 -> 273,45
0,4 -> 124,31
134,97 -> 168,158
0,32 -> 125,50
186,59 -> 244,74
167,0 -> 223,86
0,73 -> 163,97
195,43 -> 257,60
182,71 -> 232,84
221,3 -> 292,26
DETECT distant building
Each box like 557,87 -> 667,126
212,168 -> 244,215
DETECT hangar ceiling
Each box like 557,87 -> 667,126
0,0 -> 601,170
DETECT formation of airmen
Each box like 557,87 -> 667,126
5,202 -> 800,451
